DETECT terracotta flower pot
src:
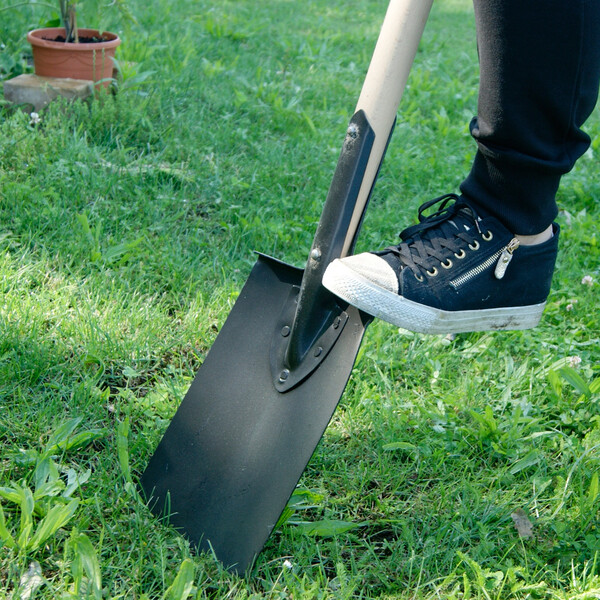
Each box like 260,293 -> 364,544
27,28 -> 121,86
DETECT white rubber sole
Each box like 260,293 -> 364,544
322,259 -> 545,334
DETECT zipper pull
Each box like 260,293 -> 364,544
494,238 -> 520,279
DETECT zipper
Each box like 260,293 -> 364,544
494,238 -> 520,279
449,237 -> 520,290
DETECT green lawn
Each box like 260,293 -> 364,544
1,0 -> 599,598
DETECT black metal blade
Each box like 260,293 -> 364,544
140,254 -> 370,573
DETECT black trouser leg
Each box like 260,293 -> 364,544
460,0 -> 600,235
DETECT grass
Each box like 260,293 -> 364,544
1,0 -> 599,597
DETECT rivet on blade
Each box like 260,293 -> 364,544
314,346 -> 323,358
279,369 -> 290,382
333,317 -> 341,329
346,123 -> 359,139
281,326 -> 291,337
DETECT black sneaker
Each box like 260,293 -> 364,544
322,194 -> 559,334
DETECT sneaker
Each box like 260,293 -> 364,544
322,194 -> 559,334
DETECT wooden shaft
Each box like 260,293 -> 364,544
342,0 -> 434,256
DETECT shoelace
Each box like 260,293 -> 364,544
382,194 -> 484,279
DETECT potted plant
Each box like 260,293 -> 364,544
25,0 -> 123,86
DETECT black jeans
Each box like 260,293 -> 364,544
460,0 -> 600,235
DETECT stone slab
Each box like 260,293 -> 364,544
3,74 -> 94,112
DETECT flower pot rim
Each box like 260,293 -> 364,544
27,27 -> 121,50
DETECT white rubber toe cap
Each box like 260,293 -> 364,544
330,253 -> 398,294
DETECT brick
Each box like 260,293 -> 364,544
3,74 -> 94,112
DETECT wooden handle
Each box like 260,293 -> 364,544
342,0 -> 433,256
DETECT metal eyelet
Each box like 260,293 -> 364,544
454,249 -> 466,259
427,267 -> 439,277
469,240 -> 480,251
414,273 -> 424,282
441,259 -> 453,269
482,230 -> 493,241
